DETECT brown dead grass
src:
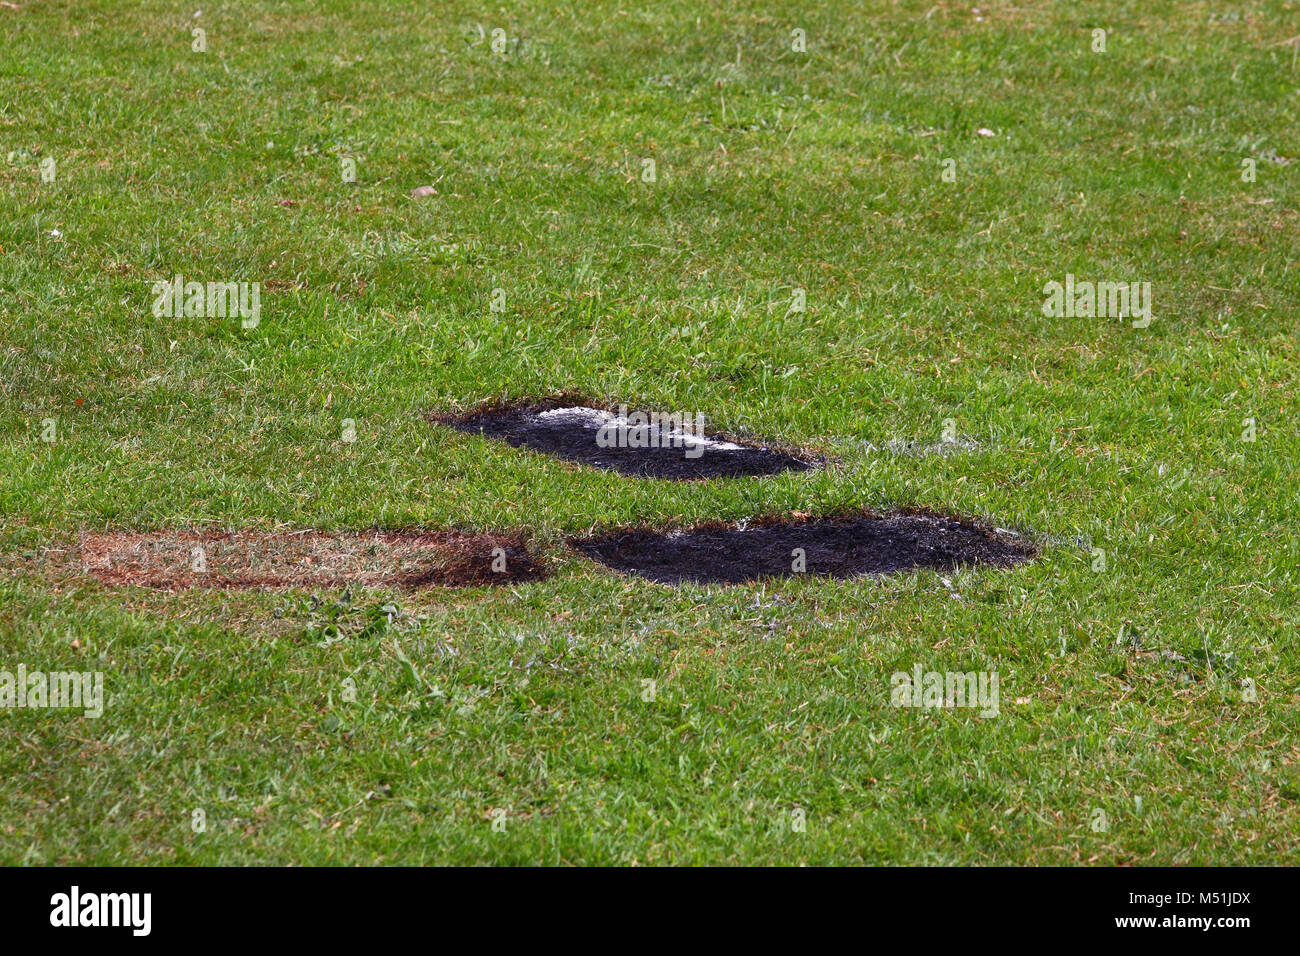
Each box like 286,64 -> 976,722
36,529 -> 544,590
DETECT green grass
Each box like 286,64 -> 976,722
2,0 -> 1298,864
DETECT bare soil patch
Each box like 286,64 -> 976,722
572,512 -> 1034,585
45,530 -> 543,590
432,398 -> 813,479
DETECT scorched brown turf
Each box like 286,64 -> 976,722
48,530 -> 543,589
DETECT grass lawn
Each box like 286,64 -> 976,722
1,0 -> 1298,865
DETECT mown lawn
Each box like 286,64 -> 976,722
1,0 -> 1297,864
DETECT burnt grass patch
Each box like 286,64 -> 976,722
572,512 -> 1035,585
46,530 -> 544,590
431,397 -> 814,480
